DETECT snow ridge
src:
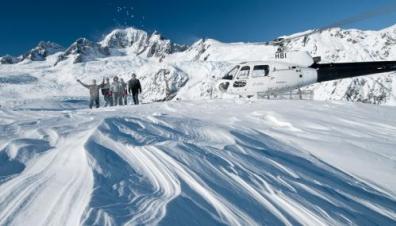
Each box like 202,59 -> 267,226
1,100 -> 396,225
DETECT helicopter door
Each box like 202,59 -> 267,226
219,66 -> 240,92
232,66 -> 250,93
249,65 -> 270,94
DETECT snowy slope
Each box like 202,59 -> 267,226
1,25 -> 396,105
0,99 -> 396,225
284,26 -> 396,104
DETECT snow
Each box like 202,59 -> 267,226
1,99 -> 396,225
1,24 -> 396,225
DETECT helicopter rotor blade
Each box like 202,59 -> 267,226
275,3 -> 396,44
324,3 -> 396,30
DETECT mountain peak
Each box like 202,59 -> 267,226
23,41 -> 64,61
0,41 -> 64,64
100,27 -> 149,49
100,27 -> 187,58
0,54 -> 23,64
54,37 -> 110,65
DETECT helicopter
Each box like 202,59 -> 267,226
217,51 -> 396,98
217,5 -> 396,98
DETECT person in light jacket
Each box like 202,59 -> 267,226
111,76 -> 123,106
120,78 -> 128,105
77,79 -> 103,109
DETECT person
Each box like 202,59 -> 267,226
111,76 -> 123,106
120,78 -> 128,105
101,77 -> 112,107
128,73 -> 142,105
77,79 -> 102,109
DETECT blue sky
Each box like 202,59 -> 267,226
1,0 -> 396,56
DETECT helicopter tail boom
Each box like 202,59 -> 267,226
312,61 -> 396,82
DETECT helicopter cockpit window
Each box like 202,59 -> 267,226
252,65 -> 269,77
222,66 -> 239,80
237,66 -> 250,78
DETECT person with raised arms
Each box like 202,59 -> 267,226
77,78 -> 103,109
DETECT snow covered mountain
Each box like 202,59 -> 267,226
0,41 -> 64,64
0,25 -> 395,105
100,28 -> 187,58
53,28 -> 189,65
0,55 -> 22,64
55,38 -> 111,64
24,41 -> 64,61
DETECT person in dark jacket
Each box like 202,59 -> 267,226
128,73 -> 142,105
77,79 -> 103,109
101,77 -> 112,107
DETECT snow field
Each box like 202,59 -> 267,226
0,99 -> 395,225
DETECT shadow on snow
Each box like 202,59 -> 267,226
81,116 -> 396,225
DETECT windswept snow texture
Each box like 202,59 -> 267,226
1,99 -> 396,226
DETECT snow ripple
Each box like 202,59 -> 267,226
83,116 -> 396,225
0,107 -> 395,226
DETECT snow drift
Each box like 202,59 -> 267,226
0,100 -> 396,225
